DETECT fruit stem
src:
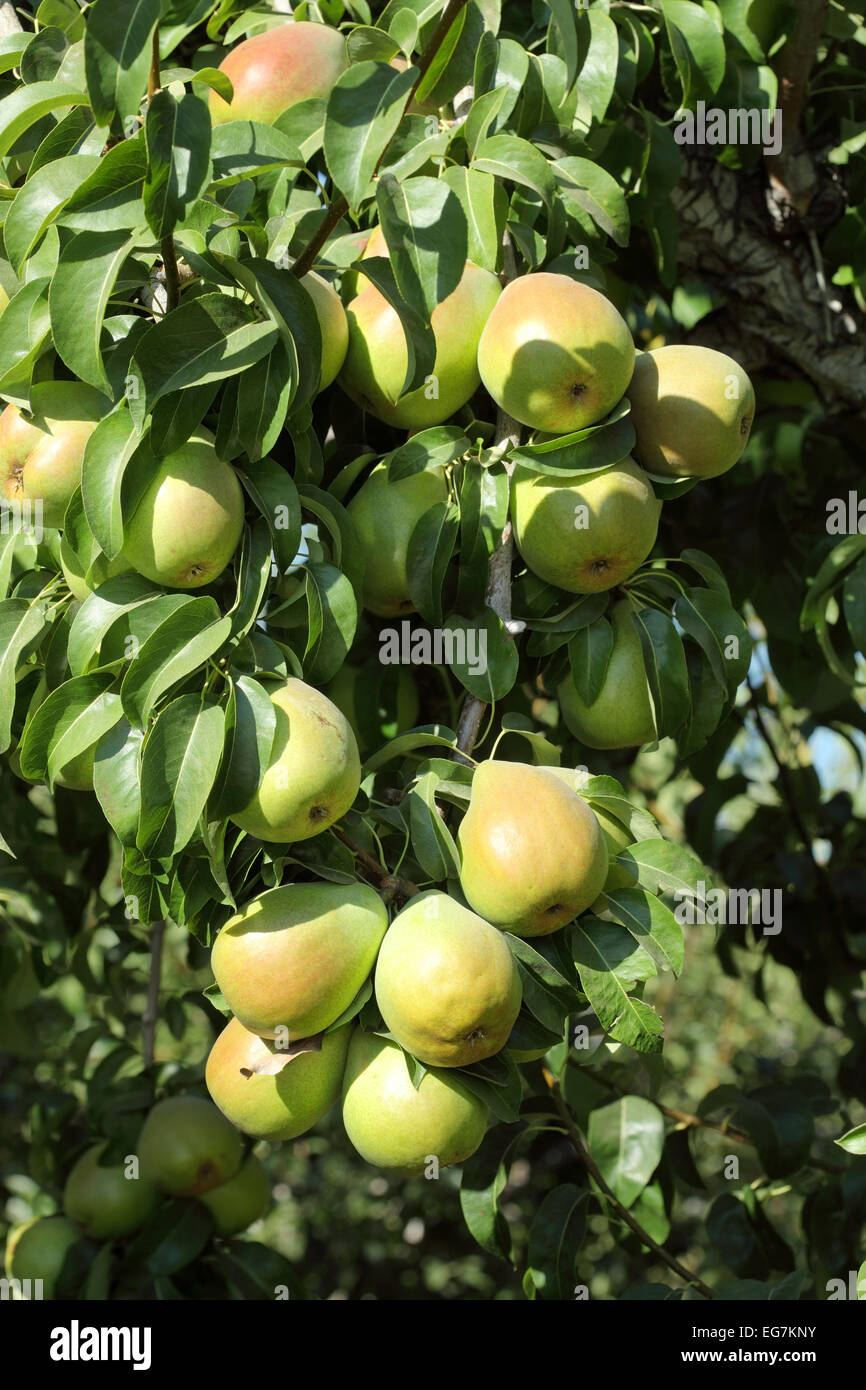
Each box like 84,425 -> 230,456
142,919 -> 165,1067
147,24 -> 161,101
290,0 -> 471,279
543,1070 -> 716,1300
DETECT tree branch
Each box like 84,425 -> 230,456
545,1072 -> 716,1300
161,235 -> 181,313
291,0 -> 471,278
0,3 -> 23,39
764,0 -> 830,220
142,920 -> 165,1068
331,826 -> 420,901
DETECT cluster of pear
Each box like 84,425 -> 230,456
4,1097 -> 270,1297
203,758 -> 624,1177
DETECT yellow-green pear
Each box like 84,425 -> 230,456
346,463 -> 448,616
627,345 -> 756,478
302,270 -> 348,388
558,600 -> 657,749
477,273 -> 635,433
229,677 -> 361,842
0,382 -> 106,529
122,433 -> 244,588
511,457 -> 660,593
138,1096 -> 243,1196
374,890 -> 522,1067
198,1153 -> 270,1236
59,533 -> 133,602
339,262 -> 501,429
210,880 -> 389,1040
206,1016 -> 351,1141
341,1030 -> 487,1176
63,1143 -> 159,1239
4,1216 -> 81,1299
209,20 -> 348,126
458,761 -> 608,936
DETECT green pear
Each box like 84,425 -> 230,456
0,382 -> 106,529
63,1143 -> 159,1239
558,599 -> 657,749
302,270 -> 348,389
211,880 -> 389,1039
511,457 -> 660,594
477,273 -> 635,433
138,1096 -> 243,1196
346,463 -> 448,615
4,1216 -> 81,1299
122,433 -> 244,589
341,1030 -> 487,1176
206,1016 -> 351,1141
374,890 -> 522,1067
229,677 -> 361,842
627,345 -> 756,478
59,533 -> 133,602
458,760 -> 609,936
198,1153 -> 270,1236
339,262 -> 501,429
210,20 -> 348,125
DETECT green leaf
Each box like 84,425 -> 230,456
323,60 -> 416,209
208,119 -> 302,185
459,1128 -> 520,1261
554,156 -> 630,248
303,562 -> 358,686
237,456 -> 302,576
444,609 -> 520,703
835,1122 -> 866,1156
18,671 -> 120,785
674,587 -> 750,697
375,173 -> 467,320
384,425 -> 470,482
3,154 -> 102,273
587,1097 -> 665,1207
0,80 -> 88,159
80,408 -> 146,559
619,837 -> 707,899
440,165 -> 504,273
66,574 -> 164,675
236,341 -> 294,462
576,8 -> 619,123
407,772 -> 461,881
546,0 -> 580,92
60,134 -> 149,232
527,1184 -> 587,1298
406,498 -> 459,627
209,674 -> 276,821
120,599 -> 232,727
0,278 -> 52,404
49,229 -> 137,393
348,251 -> 437,395
472,132 -> 556,208
126,293 -> 279,428
93,718 -> 144,847
662,0 -> 726,105
83,0 -> 161,128
603,886 -> 685,977
571,920 -> 663,1052
143,89 -> 212,239
0,599 -> 50,754
137,696 -> 226,858
568,615 -> 614,705
633,606 -> 689,740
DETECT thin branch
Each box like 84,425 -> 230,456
331,826 -> 420,901
291,0 -> 471,278
764,0 -> 830,220
544,1072 -> 716,1300
142,920 -> 165,1068
161,235 -> 181,313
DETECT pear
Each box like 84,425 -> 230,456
59,533 -> 132,602
138,1096 -> 243,1196
477,273 -> 635,433
511,457 -> 660,594
558,599 -> 657,749
0,382 -> 106,529
4,1216 -> 81,1299
341,1030 -> 487,1176
339,262 -> 501,429
122,433 -> 245,588
209,20 -> 348,125
198,1153 -> 271,1236
627,345 -> 755,478
206,1016 -> 351,1141
374,890 -> 522,1067
346,463 -> 448,616
63,1143 -> 159,1239
229,677 -> 361,842
458,761 -> 609,936
210,880 -> 389,1039
302,270 -> 348,389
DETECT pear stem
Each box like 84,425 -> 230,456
544,1070 -> 716,1300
